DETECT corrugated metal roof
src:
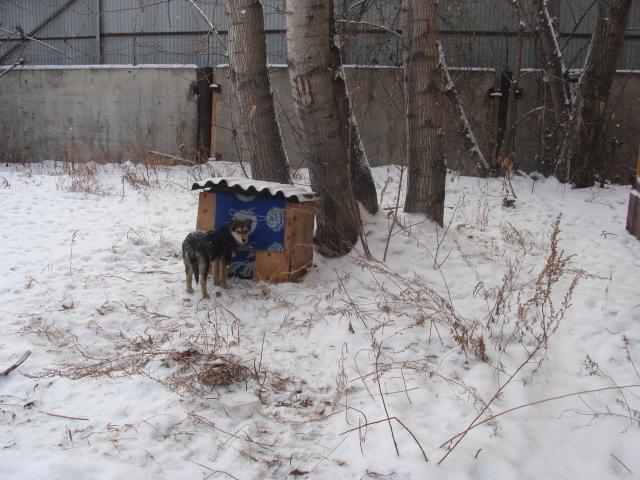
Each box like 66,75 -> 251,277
191,177 -> 319,203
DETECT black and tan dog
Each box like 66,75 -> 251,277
182,219 -> 252,298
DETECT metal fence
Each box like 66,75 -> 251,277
1,0 -> 639,69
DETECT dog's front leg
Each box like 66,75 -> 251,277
212,259 -> 221,286
220,260 -> 230,289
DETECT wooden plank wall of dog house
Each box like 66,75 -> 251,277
196,191 -> 216,231
253,251 -> 290,282
286,202 -> 315,281
626,146 -> 640,240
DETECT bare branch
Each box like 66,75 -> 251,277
438,42 -> 491,174
184,0 -> 227,54
0,26 -> 73,60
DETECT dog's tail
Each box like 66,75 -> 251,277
193,263 -> 199,284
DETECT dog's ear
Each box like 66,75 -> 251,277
243,219 -> 253,230
228,218 -> 238,229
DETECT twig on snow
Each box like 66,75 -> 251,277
1,351 -> 31,377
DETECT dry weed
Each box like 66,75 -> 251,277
121,163 -> 160,191
55,144 -> 112,195
29,301 -> 260,399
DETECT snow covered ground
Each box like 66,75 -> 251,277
1,161 -> 639,479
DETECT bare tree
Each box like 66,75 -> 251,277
533,0 -> 571,129
498,0 -> 525,176
559,0 -> 632,187
531,0 -> 571,171
286,0 -> 363,255
402,0 -> 446,225
226,0 -> 291,184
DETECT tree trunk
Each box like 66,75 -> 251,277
532,0 -> 571,172
342,97 -> 379,215
402,0 -> 446,226
498,0 -> 525,174
534,0 -> 571,127
559,0 -> 632,187
226,0 -> 291,184
327,1 -> 378,214
285,0 -> 362,256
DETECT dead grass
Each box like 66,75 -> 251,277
54,143 -> 112,195
28,300 -> 260,399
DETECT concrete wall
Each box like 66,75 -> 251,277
514,71 -> 640,182
0,65 -> 205,163
215,66 -> 639,181
2,64 -> 638,183
215,66 -> 499,175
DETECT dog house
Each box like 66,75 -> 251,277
191,177 -> 319,282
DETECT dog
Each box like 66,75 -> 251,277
182,219 -> 252,298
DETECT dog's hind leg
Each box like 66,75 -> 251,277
197,257 -> 209,298
185,265 -> 194,293
212,259 -> 221,286
183,256 -> 195,293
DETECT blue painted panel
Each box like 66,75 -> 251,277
214,192 -> 286,279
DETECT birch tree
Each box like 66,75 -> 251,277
285,0 -> 363,255
402,0 -> 446,225
226,0 -> 291,184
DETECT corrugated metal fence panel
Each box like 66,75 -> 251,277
101,33 -> 226,65
343,32 -> 403,67
439,0 -> 519,33
263,0 -> 286,31
265,32 -> 286,65
0,0 -> 62,33
560,0 -> 599,35
101,0 -> 227,34
1,0 -> 639,69
2,37 -> 95,65
618,38 -> 640,71
37,0 -> 96,38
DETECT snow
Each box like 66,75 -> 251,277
1,161 -> 639,479
191,176 -> 319,202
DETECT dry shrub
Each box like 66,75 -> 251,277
486,215 -> 587,351
349,215 -> 585,364
121,162 -> 159,191
568,336 -> 640,430
162,351 -> 252,395
56,161 -> 111,195
55,142 -> 112,195
19,319 -> 78,349
0,129 -> 27,165
30,302 -> 256,399
350,256 -> 488,360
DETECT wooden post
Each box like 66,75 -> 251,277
211,71 -> 219,160
636,145 -> 640,190
626,145 -> 640,239
95,0 -> 102,63
196,67 -> 214,162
